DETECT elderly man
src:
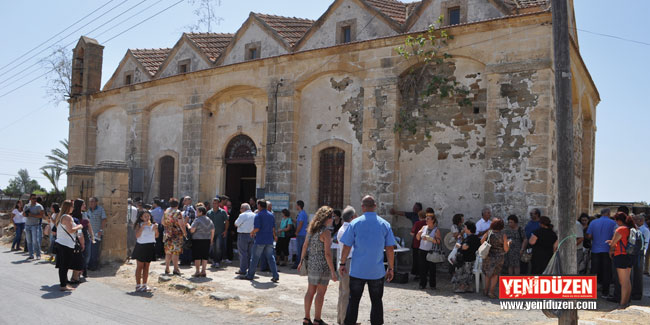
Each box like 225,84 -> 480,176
207,196 -> 229,268
337,206 -> 357,325
23,193 -> 45,260
475,207 -> 492,236
85,197 -> 107,270
340,196 -> 396,325
235,203 -> 256,275
631,214 -> 648,299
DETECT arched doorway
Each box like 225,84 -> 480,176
159,155 -> 175,200
224,135 -> 257,212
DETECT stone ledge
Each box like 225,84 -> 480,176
95,160 -> 129,171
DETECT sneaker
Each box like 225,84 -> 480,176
36,256 -> 41,260
136,285 -> 143,292
26,256 -> 34,260
143,285 -> 153,292
224,259 -> 232,264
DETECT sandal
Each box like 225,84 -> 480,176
302,318 -> 313,325
164,269 -> 171,275
192,272 -> 200,277
200,272 -> 207,277
488,293 -> 497,299
173,270 -> 182,276
313,319 -> 327,325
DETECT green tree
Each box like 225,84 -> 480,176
4,169 -> 45,195
42,139 -> 68,173
40,167 -> 62,193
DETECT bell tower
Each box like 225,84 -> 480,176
71,36 -> 104,97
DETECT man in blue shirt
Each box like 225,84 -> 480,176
85,197 -> 107,270
521,208 -> 541,274
586,208 -> 616,297
292,200 -> 309,269
150,199 -> 165,259
241,200 -> 279,282
340,195 -> 396,325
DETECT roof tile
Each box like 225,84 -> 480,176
130,48 -> 171,76
254,14 -> 315,47
502,0 -> 549,9
364,0 -> 409,24
185,32 -> 234,62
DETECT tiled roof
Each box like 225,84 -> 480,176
503,0 -> 548,9
130,48 -> 171,76
364,0 -> 408,24
405,1 -> 422,17
253,14 -> 315,47
185,33 -> 234,62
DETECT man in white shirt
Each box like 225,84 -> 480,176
336,205 -> 357,325
475,207 -> 492,236
234,203 -> 256,275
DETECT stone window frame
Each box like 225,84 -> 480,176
441,0 -> 467,26
309,139 -> 352,212
178,59 -> 191,74
245,41 -> 261,60
336,19 -> 357,44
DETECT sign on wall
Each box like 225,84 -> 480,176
264,192 -> 290,212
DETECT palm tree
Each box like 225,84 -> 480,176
43,139 -> 68,172
41,167 -> 62,193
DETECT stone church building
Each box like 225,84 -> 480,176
66,0 -> 598,259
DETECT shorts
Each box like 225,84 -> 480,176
613,254 -> 632,269
132,242 -> 156,263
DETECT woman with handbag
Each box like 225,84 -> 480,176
452,221 -> 481,292
480,218 -> 510,298
162,198 -> 186,276
55,200 -> 84,291
415,212 -> 442,290
298,206 -> 338,325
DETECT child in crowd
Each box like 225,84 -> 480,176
132,210 -> 159,292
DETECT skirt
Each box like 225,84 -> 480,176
132,242 -> 156,263
55,243 -> 84,271
192,239 -> 210,261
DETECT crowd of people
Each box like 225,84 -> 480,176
8,192 -> 650,322
398,203 -> 649,309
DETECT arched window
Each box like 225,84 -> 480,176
159,155 -> 175,200
318,147 -> 345,209
225,134 -> 257,164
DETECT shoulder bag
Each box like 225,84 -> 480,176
478,230 -> 492,259
519,227 -> 532,263
425,227 -> 445,263
59,219 -> 81,254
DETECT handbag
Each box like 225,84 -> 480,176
478,230 -> 492,259
423,226 -> 445,263
520,248 -> 532,263
60,221 -> 81,254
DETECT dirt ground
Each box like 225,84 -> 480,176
2,233 -> 649,324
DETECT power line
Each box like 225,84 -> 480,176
0,68 -> 54,98
93,0 -> 166,39
82,0 -> 150,41
575,28 -> 650,47
103,0 -> 185,44
0,0 -> 130,82
0,0 -> 118,74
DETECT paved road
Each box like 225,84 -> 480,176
0,249 -> 253,325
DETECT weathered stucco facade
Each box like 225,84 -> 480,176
67,0 -> 599,244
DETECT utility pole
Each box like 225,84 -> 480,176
552,0 -> 578,324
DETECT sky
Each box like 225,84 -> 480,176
0,0 -> 647,204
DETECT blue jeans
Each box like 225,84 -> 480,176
25,224 -> 42,258
293,235 -> 306,267
246,244 -> 278,280
83,240 -> 92,271
237,233 -> 253,274
89,240 -> 101,270
345,276 -> 385,325
210,235 -> 226,264
12,223 -> 25,249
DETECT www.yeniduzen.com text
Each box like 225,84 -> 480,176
500,300 -> 597,310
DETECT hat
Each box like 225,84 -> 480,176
443,232 -> 457,251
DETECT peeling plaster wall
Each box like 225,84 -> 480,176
95,107 -> 127,163
296,74 -> 364,212
397,58 -> 487,228
222,22 -> 289,66
409,0 -> 503,32
147,102 -> 183,195
109,56 -> 150,89
159,41 -> 211,78
300,0 -> 397,51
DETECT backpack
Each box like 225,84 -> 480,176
626,228 -> 642,256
